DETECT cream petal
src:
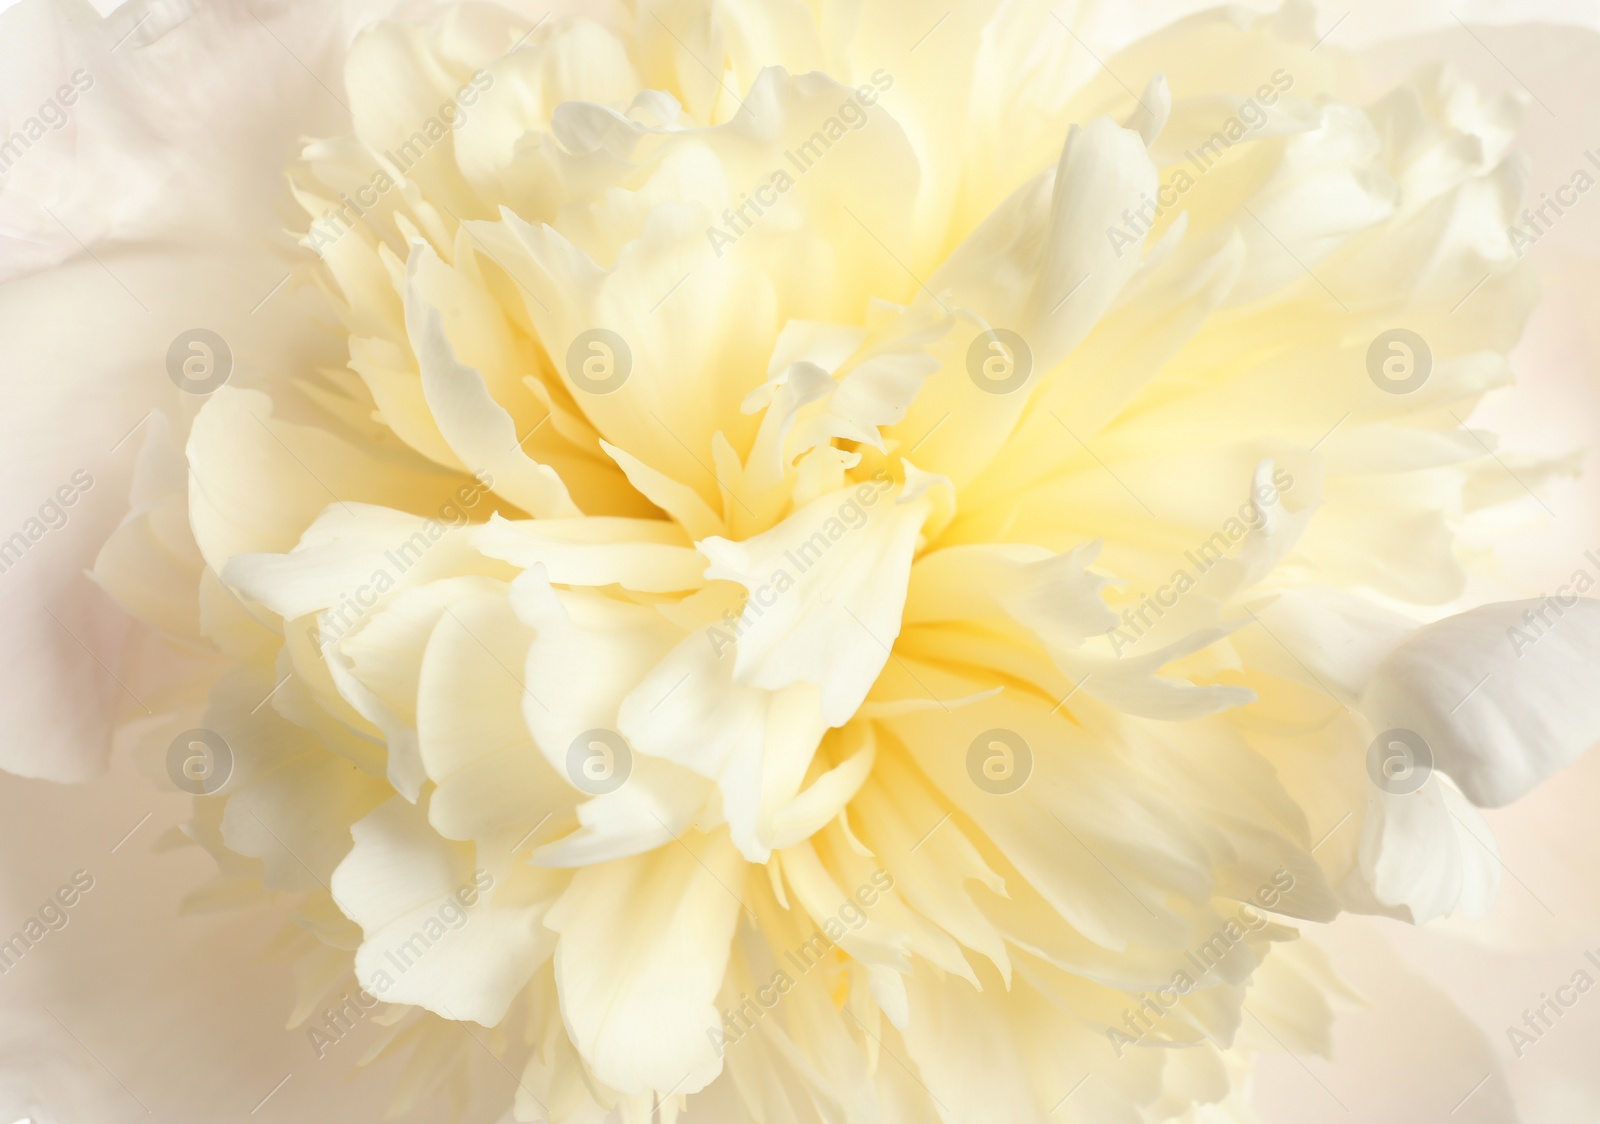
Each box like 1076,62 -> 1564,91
618,630 -> 769,782
742,358 -> 840,493
341,20 -> 477,220
1054,626 -> 1257,721
889,117 -> 1160,488
616,629 -> 832,861
474,512 -> 705,592
188,387 -> 469,574
971,232 -> 1245,498
1123,72 -> 1172,147
405,245 -> 581,519
598,438 -> 726,540
530,752 -> 713,868
904,541 -> 1117,647
544,830 -> 745,1095
415,584 -> 577,840
509,567 -> 683,773
881,663 -> 1213,951
774,839 -> 931,994
332,575 -> 508,800
767,727 -> 877,853
898,960 -> 1161,1124
508,567 -> 713,862
92,412 -> 204,640
1227,104 -> 1397,305
699,481 -> 930,725
845,748 -> 1012,982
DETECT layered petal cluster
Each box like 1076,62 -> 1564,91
84,1 -> 1600,1121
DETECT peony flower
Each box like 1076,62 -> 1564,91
7,0 -> 1600,1121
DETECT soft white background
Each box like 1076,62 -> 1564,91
3,1 -> 1600,1121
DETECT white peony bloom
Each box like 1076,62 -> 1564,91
4,0 -> 1600,1121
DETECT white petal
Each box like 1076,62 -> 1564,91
222,749 -> 389,894
1361,599 -> 1600,806
1360,773 -> 1500,924
223,501 -> 502,623
332,797 -> 557,1027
